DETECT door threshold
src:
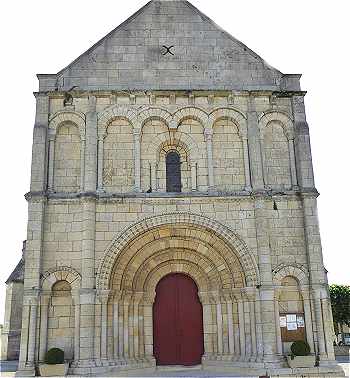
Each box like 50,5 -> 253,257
156,365 -> 202,371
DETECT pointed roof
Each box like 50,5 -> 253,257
5,241 -> 25,284
40,0 -> 300,92
5,258 -> 24,284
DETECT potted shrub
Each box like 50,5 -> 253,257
287,340 -> 315,368
39,348 -> 69,376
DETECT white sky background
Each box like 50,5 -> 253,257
0,0 -> 349,322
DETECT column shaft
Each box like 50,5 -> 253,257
250,301 -> 257,359
123,302 -> 129,359
191,163 -> 197,191
226,301 -> 235,356
216,302 -> 223,355
80,139 -> 86,192
74,300 -> 80,361
204,130 -> 214,190
242,138 -> 252,191
288,139 -> 298,188
238,300 -> 245,359
313,292 -> 326,357
27,301 -> 38,365
274,299 -> 283,355
113,301 -> 119,360
47,138 -> 55,191
39,298 -> 49,361
151,163 -> 157,192
97,137 -> 104,192
101,302 -> 108,359
133,131 -> 141,192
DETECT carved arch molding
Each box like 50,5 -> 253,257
96,212 -> 260,292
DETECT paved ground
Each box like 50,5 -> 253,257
1,358 -> 349,377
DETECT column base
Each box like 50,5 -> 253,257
15,363 -> 36,377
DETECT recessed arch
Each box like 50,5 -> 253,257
209,107 -> 248,138
97,105 -> 137,138
137,107 -> 173,129
173,107 -> 208,128
41,266 -> 81,292
272,263 -> 309,286
259,110 -> 295,140
49,110 -> 86,140
96,213 -> 260,291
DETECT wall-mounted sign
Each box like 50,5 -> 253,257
280,316 -> 287,327
297,316 -> 305,327
287,322 -> 298,331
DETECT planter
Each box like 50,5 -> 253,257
287,355 -> 315,368
39,363 -> 69,377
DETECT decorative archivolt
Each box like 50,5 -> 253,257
96,212 -> 260,291
173,106 -> 208,128
137,107 -> 173,129
96,105 -> 251,136
41,266 -> 81,291
143,131 -> 200,161
209,107 -> 248,138
258,110 -> 295,140
97,106 -> 137,139
49,110 -> 86,140
272,263 -> 309,286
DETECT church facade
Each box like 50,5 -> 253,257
9,0 -> 343,376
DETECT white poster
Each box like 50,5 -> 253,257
287,322 -> 298,331
286,314 -> 297,323
280,316 -> 287,327
297,316 -> 305,328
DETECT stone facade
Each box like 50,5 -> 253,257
8,0 -> 343,376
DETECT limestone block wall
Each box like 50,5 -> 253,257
53,123 -> 81,193
16,90 -> 337,375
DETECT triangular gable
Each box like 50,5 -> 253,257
42,0 -> 295,91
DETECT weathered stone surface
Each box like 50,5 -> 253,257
4,1 -> 342,377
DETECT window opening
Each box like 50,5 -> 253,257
166,151 -> 181,192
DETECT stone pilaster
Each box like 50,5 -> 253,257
84,96 -> 97,192
254,196 -> 280,365
78,195 -> 97,366
247,96 -> 264,190
291,95 -> 315,189
30,94 -> 49,193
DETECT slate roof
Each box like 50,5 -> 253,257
5,258 -> 24,284
5,242 -> 25,284
39,0 -> 300,92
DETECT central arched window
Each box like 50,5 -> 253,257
166,151 -> 181,192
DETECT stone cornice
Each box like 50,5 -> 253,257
24,188 -> 319,203
33,89 -> 308,98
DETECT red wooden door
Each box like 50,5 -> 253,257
153,273 -> 204,366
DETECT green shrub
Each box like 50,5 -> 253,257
291,340 -> 311,357
44,348 -> 64,365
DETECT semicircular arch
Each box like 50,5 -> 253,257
97,106 -> 137,138
49,110 -> 86,140
137,107 -> 173,129
41,266 -> 81,291
209,107 -> 248,137
273,263 -> 309,286
96,213 -> 260,291
173,107 -> 208,128
259,110 -> 295,140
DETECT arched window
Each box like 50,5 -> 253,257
166,151 -> 181,192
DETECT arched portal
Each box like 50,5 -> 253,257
153,273 -> 204,366
96,213 -> 261,367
